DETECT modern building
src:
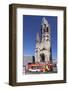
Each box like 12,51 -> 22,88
35,17 -> 52,64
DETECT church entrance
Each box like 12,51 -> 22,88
40,53 -> 45,62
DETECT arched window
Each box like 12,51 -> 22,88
46,27 -> 49,32
40,53 -> 45,62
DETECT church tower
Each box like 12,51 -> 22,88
41,17 -> 50,49
35,33 -> 40,62
41,17 -> 51,63
35,17 -> 52,63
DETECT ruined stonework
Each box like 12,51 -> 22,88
35,17 -> 52,64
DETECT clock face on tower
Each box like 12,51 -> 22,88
46,35 -> 50,41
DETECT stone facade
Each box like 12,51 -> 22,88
35,17 -> 52,64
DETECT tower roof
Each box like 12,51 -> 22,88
41,17 -> 49,27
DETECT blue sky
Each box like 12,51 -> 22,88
23,15 -> 57,60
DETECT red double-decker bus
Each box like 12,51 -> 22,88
27,62 -> 53,72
